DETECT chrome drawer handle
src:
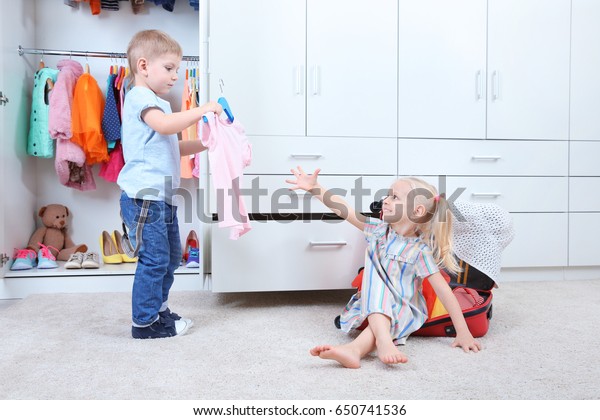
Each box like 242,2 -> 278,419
471,193 -> 502,198
309,241 -> 347,247
471,155 -> 501,161
291,154 -> 323,159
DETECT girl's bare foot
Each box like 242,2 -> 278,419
375,340 -> 408,364
310,345 -> 361,369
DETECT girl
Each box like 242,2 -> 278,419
286,167 -> 481,368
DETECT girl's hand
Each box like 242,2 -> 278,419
286,166 -> 321,193
452,332 -> 482,353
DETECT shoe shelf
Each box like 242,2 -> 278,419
1,263 -> 205,299
4,262 -> 200,278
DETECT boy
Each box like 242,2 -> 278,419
118,30 -> 222,339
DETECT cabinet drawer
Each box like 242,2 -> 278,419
570,141 -> 600,176
442,177 -> 567,213
398,139 -> 568,176
570,178 -> 600,211
211,220 -> 365,292
246,136 -> 397,175
502,213 -> 567,268
209,175 -> 396,214
569,213 -> 600,266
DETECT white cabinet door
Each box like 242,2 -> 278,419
0,16 -> 5,276
569,214 -> 600,266
487,0 -> 570,140
307,0 -> 397,138
398,0 -> 487,139
570,0 -> 600,141
502,213 -> 568,268
1,0 -> 36,279
208,0 -> 306,136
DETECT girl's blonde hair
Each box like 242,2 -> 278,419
127,29 -> 183,75
399,177 -> 461,274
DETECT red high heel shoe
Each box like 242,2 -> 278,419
183,230 -> 199,262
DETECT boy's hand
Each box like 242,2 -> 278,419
286,166 -> 321,193
452,332 -> 482,353
206,101 -> 223,116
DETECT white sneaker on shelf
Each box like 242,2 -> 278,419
64,252 -> 84,269
81,252 -> 100,269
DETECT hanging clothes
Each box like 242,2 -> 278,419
180,69 -> 197,179
27,67 -> 59,158
152,0 -> 176,12
130,0 -> 145,14
48,59 -> 96,191
99,141 -> 125,182
102,72 -> 121,151
71,72 -> 110,165
200,112 -> 252,240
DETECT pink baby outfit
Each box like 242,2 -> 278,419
200,112 -> 252,240
48,59 -> 96,191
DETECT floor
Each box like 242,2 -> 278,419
0,300 -> 19,310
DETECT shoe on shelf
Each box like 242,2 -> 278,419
10,248 -> 37,271
111,230 -> 138,263
182,230 -> 199,263
100,230 -> 123,264
81,252 -> 100,269
37,243 -> 58,269
185,247 -> 200,268
64,252 -> 84,269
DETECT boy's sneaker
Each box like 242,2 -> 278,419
132,317 -> 176,339
10,249 -> 37,271
37,244 -> 58,269
64,252 -> 84,269
131,316 -> 192,339
185,247 -> 200,268
159,307 -> 194,328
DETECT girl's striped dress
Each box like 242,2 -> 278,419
339,217 -> 439,344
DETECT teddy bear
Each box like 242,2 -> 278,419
27,204 -> 88,261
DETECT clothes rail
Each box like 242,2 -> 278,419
17,45 -> 199,62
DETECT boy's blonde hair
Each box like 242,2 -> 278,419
127,29 -> 183,74
399,177 -> 461,274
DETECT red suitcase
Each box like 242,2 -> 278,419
413,260 -> 494,338
334,260 -> 495,338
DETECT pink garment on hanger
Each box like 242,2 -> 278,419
99,141 -> 125,182
48,59 -> 96,191
200,112 -> 252,240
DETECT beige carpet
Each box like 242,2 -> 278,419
0,279 -> 599,400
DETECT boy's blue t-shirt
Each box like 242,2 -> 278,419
117,86 -> 181,203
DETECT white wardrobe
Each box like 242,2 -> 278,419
207,0 -> 600,291
2,0 -> 600,298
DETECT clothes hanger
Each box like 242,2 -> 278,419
203,78 -> 234,123
39,50 -> 55,90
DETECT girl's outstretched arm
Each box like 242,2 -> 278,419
286,166 -> 366,231
427,271 -> 482,353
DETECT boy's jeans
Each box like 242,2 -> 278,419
120,191 -> 182,326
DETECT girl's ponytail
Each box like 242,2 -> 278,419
429,194 -> 460,274
404,178 -> 460,274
